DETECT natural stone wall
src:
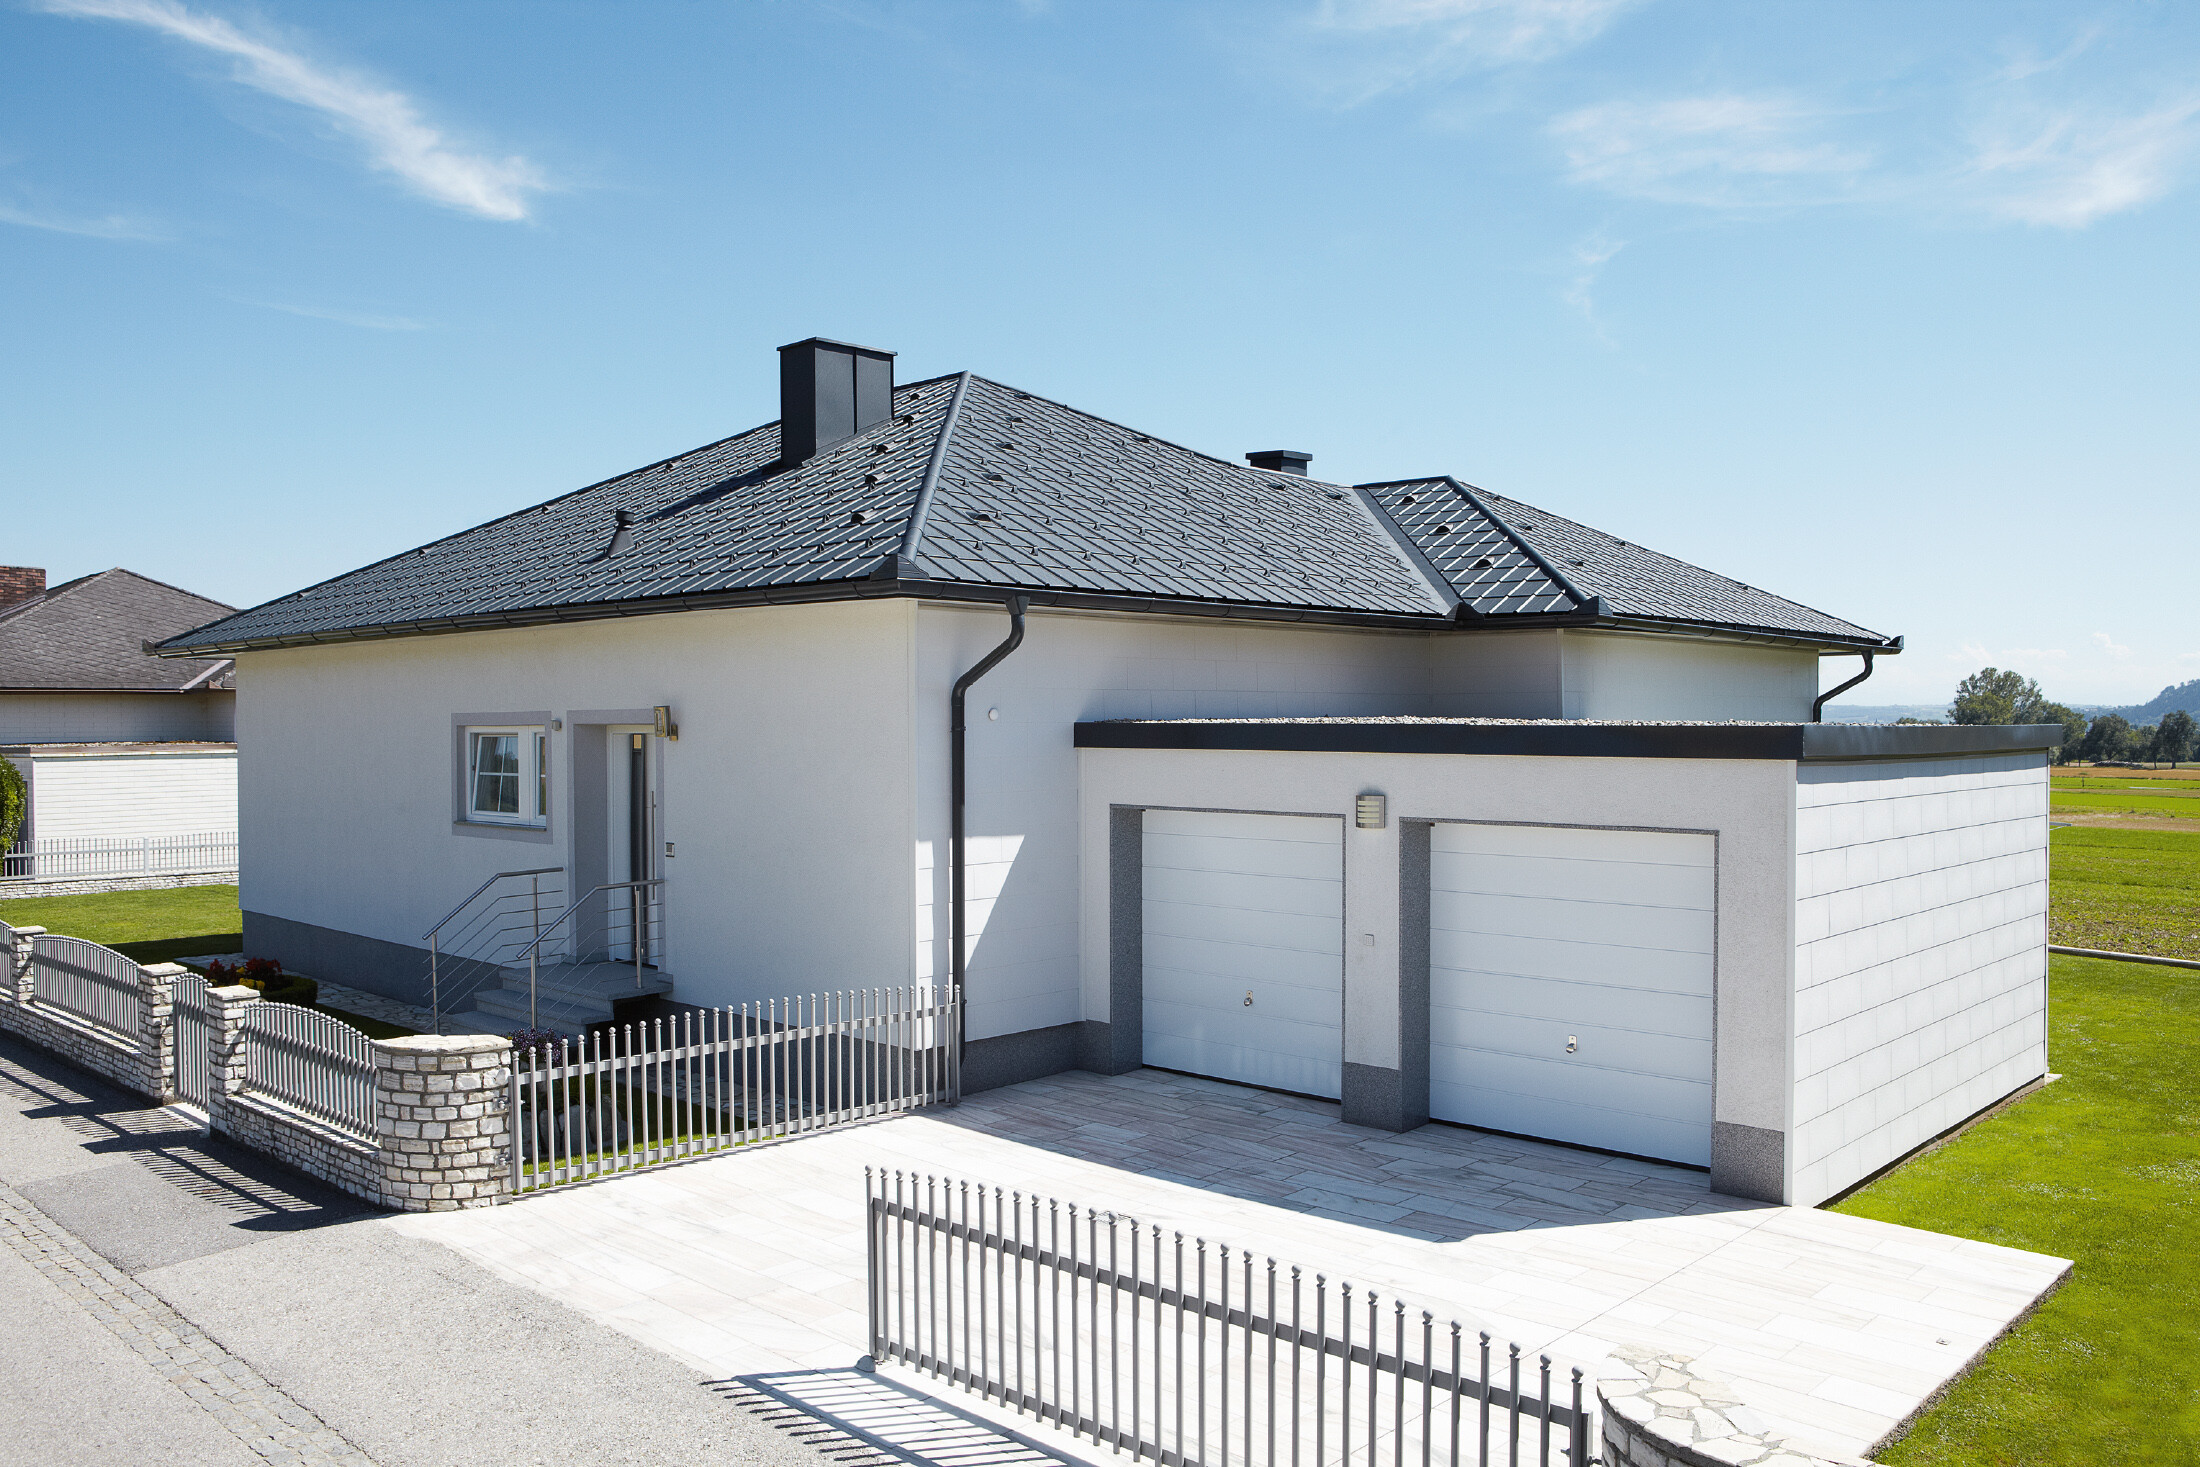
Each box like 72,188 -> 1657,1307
372,1033 -> 513,1211
0,925 -> 182,1099
1600,1346 -> 1873,1467
0,870 -> 235,900
217,1090 -> 381,1201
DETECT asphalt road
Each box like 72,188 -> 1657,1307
0,1031 -> 850,1467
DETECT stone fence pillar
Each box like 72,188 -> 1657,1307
370,1034 -> 513,1212
204,984 -> 261,1135
5,925 -> 43,1002
136,962 -> 184,1101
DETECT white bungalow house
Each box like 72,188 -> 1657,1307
2,566 -> 239,887
160,338 -> 2056,1207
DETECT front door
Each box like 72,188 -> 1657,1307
605,729 -> 655,963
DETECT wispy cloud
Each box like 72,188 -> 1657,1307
1967,96 -> 2200,226
0,199 -> 165,240
1296,0 -> 1636,104
232,298 -> 427,331
2094,631 -> 2134,660
1550,94 -> 1872,208
39,0 -> 548,221
1560,232 -> 1623,340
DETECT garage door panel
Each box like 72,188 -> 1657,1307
1431,972 -> 1712,1038
1429,931 -> 1714,995
1144,810 -> 1339,846
1143,903 -> 1343,958
1431,851 -> 1714,910
1144,831 -> 1343,883
1144,809 -> 1343,1099
1430,1009 -> 1712,1086
1429,821 -> 1714,1165
1434,823 -> 1714,868
1144,865 -> 1348,919
1143,933 -> 1342,989
1429,1080 -> 1712,1167
1144,966 -> 1342,1027
1433,893 -> 1714,955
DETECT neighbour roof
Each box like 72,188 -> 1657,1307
161,372 -> 1893,655
0,569 -> 235,692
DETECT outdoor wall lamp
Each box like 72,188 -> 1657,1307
1355,793 -> 1386,829
654,705 -> 678,740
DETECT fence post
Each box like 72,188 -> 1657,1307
369,1033 -> 514,1212
136,962 -> 184,1102
4,926 -> 42,1004
204,984 -> 261,1138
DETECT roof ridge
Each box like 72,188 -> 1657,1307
895,371 -> 971,577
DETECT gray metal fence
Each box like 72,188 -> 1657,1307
240,1000 -> 375,1137
175,970 -> 212,1109
29,934 -> 142,1039
513,985 -> 958,1195
865,1171 -> 1596,1467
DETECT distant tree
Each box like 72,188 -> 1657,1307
1950,667 -> 2059,725
2037,701 -> 2087,762
0,756 -> 24,852
2150,709 -> 2196,767
2081,714 -> 2136,764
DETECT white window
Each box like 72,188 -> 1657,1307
466,728 -> 548,826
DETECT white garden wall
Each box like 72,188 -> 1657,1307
1788,753 -> 2050,1206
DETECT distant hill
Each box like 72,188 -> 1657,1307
1820,703 -> 1948,724
2112,679 -> 2200,723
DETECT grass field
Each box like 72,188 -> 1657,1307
2049,827 -> 2200,960
0,883 -> 241,966
1836,954 -> 2200,1465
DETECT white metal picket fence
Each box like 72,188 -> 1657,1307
28,933 -> 142,1038
175,970 -> 213,1109
866,1171 -> 1597,1467
240,1000 -> 375,1138
3,830 -> 237,881
512,986 -> 958,1195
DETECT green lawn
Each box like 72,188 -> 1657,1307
2049,827 -> 2200,960
1835,954 -> 2200,1465
0,883 -> 241,966
2050,786 -> 2200,820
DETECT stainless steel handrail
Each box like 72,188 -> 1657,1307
425,867 -> 565,1036
511,879 -> 665,1031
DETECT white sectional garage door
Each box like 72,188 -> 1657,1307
1142,810 -> 1344,1098
1429,823 -> 1714,1166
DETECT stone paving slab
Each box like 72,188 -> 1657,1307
399,1068 -> 2070,1461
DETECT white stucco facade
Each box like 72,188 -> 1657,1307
0,690 -> 234,744
1788,754 -> 2050,1205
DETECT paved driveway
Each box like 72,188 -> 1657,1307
399,1068 -> 2069,1461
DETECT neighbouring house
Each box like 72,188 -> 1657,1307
158,338 -> 2057,1207
2,566 -> 239,889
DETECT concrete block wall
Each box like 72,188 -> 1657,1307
1789,753 -> 2050,1205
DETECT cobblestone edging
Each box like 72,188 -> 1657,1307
0,1178 -> 375,1465
1600,1346 -> 1874,1467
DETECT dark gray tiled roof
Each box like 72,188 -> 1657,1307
0,569 -> 235,691
163,373 -> 1889,654
1364,476 -> 1884,645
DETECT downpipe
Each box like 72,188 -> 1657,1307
1811,651 -> 1876,723
950,595 -> 1029,1079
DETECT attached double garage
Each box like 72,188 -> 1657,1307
1080,719 -> 2057,1207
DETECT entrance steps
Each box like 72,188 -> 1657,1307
465,960 -> 673,1032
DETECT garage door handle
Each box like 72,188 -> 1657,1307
1244,990 -> 1254,1007
1566,1035 -> 1577,1054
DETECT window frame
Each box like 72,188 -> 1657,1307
454,716 -> 553,836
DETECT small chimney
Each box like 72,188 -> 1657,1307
779,337 -> 896,465
0,566 -> 45,608
1245,449 -> 1311,477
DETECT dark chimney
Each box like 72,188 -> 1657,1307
1245,449 -> 1311,477
779,338 -> 896,465
0,566 -> 45,608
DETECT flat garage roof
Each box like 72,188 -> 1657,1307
1073,718 -> 2066,762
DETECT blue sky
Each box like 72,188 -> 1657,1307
4,0 -> 2195,709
